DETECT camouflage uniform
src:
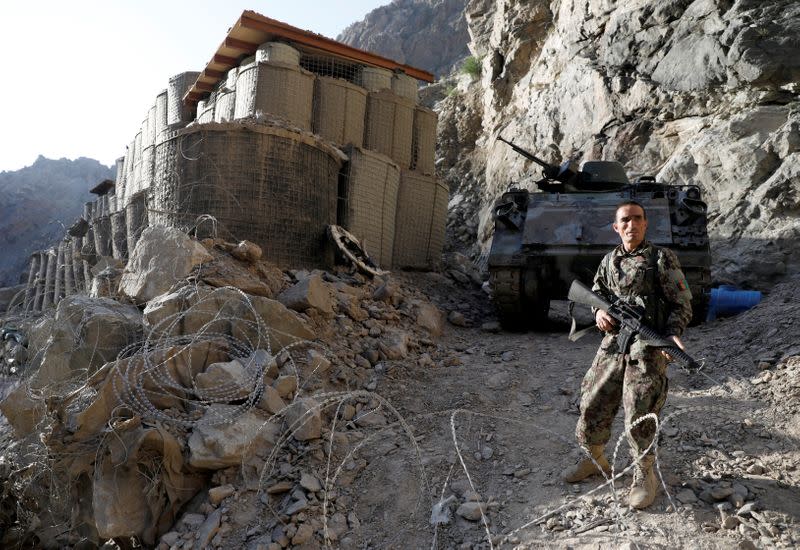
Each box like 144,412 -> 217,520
576,241 -> 692,456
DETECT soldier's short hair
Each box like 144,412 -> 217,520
615,200 -> 647,220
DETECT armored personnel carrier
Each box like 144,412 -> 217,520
488,137 -> 711,327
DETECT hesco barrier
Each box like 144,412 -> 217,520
313,77 -> 367,147
197,93 -> 216,123
126,191 -> 149,254
123,138 -> 136,207
256,42 -> 301,65
167,71 -> 200,126
412,106 -> 437,175
155,89 -> 168,142
132,130 -> 143,198
214,90 -> 236,123
340,147 -> 400,269
234,62 -> 314,130
93,216 -> 113,258
110,211 -> 128,260
140,145 -> 155,193
115,156 -> 126,202
391,73 -> 418,102
151,122 -> 344,268
364,90 -> 414,169
361,66 -> 392,91
393,171 -> 448,270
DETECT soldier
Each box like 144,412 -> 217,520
562,200 -> 693,509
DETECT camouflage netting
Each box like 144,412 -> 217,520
361,66 -> 392,92
412,106 -> 437,175
167,71 -> 200,126
312,76 -> 367,147
364,90 -> 415,169
233,62 -> 314,130
340,146 -> 400,269
393,171 -> 448,270
151,122 -> 344,268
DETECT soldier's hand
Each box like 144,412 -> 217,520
661,335 -> 685,360
595,310 -> 616,332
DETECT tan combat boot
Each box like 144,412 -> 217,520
628,455 -> 659,509
562,445 -> 612,483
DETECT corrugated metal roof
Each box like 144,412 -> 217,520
184,10 -> 435,105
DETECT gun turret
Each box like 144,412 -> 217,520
497,136 -> 578,188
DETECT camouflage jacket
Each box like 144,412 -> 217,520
592,241 -> 693,338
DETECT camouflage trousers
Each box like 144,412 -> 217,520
575,335 -> 668,457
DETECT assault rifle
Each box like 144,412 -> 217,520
568,280 -> 701,371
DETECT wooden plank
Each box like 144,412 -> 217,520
195,82 -> 214,92
213,53 -> 239,66
204,69 -> 226,79
225,37 -> 259,53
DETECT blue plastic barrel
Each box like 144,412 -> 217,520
706,286 -> 762,321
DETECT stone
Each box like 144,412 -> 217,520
373,280 -> 401,305
291,524 -> 314,545
272,375 -> 298,399
456,502 -> 487,521
285,398 -> 322,441
143,285 -> 314,353
160,532 -> 180,546
266,481 -> 293,494
299,472 -> 322,493
277,275 -> 333,315
188,406 -> 280,469
195,359 -> 252,401
675,489 -> 697,504
306,349 -> 331,375
722,515 -> 741,530
354,409 -> 388,427
257,385 -> 287,415
120,226 -> 212,304
378,329 -> 409,360
481,321 -> 501,333
208,485 -> 235,505
231,240 -> 263,263
415,302 -> 444,337
196,509 -> 222,548
746,464 -> 765,475
198,248 -> 274,298
285,497 -> 308,516
447,310 -> 468,327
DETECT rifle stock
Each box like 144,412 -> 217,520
568,280 -> 612,312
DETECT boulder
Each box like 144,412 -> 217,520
378,329 -> 409,360
256,385 -> 287,415
0,380 -> 46,437
188,405 -> 281,469
28,295 -> 142,390
277,274 -> 334,315
285,398 -> 322,441
415,302 -> 444,337
198,248 -> 274,298
143,285 -> 315,352
273,375 -> 298,399
195,358 -> 254,401
231,240 -> 263,263
119,226 -> 212,304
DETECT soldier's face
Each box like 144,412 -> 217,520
613,204 -> 647,251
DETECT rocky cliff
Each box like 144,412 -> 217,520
0,156 -> 114,287
437,0 -> 800,288
338,0 -> 470,78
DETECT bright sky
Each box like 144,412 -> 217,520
0,1 -> 388,173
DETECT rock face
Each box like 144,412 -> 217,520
338,0 -> 470,78
438,0 -> 800,287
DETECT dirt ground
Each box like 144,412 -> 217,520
1,268 -> 798,550
295,273 -> 800,550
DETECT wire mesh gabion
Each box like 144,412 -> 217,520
151,122 -> 344,268
126,191 -> 149,254
364,90 -> 415,169
196,92 -> 216,124
155,89 -> 168,142
411,106 -> 438,175
140,145 -> 156,193
340,146 -> 400,269
393,171 -> 448,270
93,215 -> 113,258
110,210 -> 128,260
132,130 -> 143,198
391,73 -> 419,102
167,71 -> 200,126
256,41 -> 301,65
233,62 -> 314,130
300,54 -> 362,84
214,90 -> 236,123
312,77 -> 367,147
361,66 -> 393,92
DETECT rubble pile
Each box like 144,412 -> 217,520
0,226 -> 477,549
